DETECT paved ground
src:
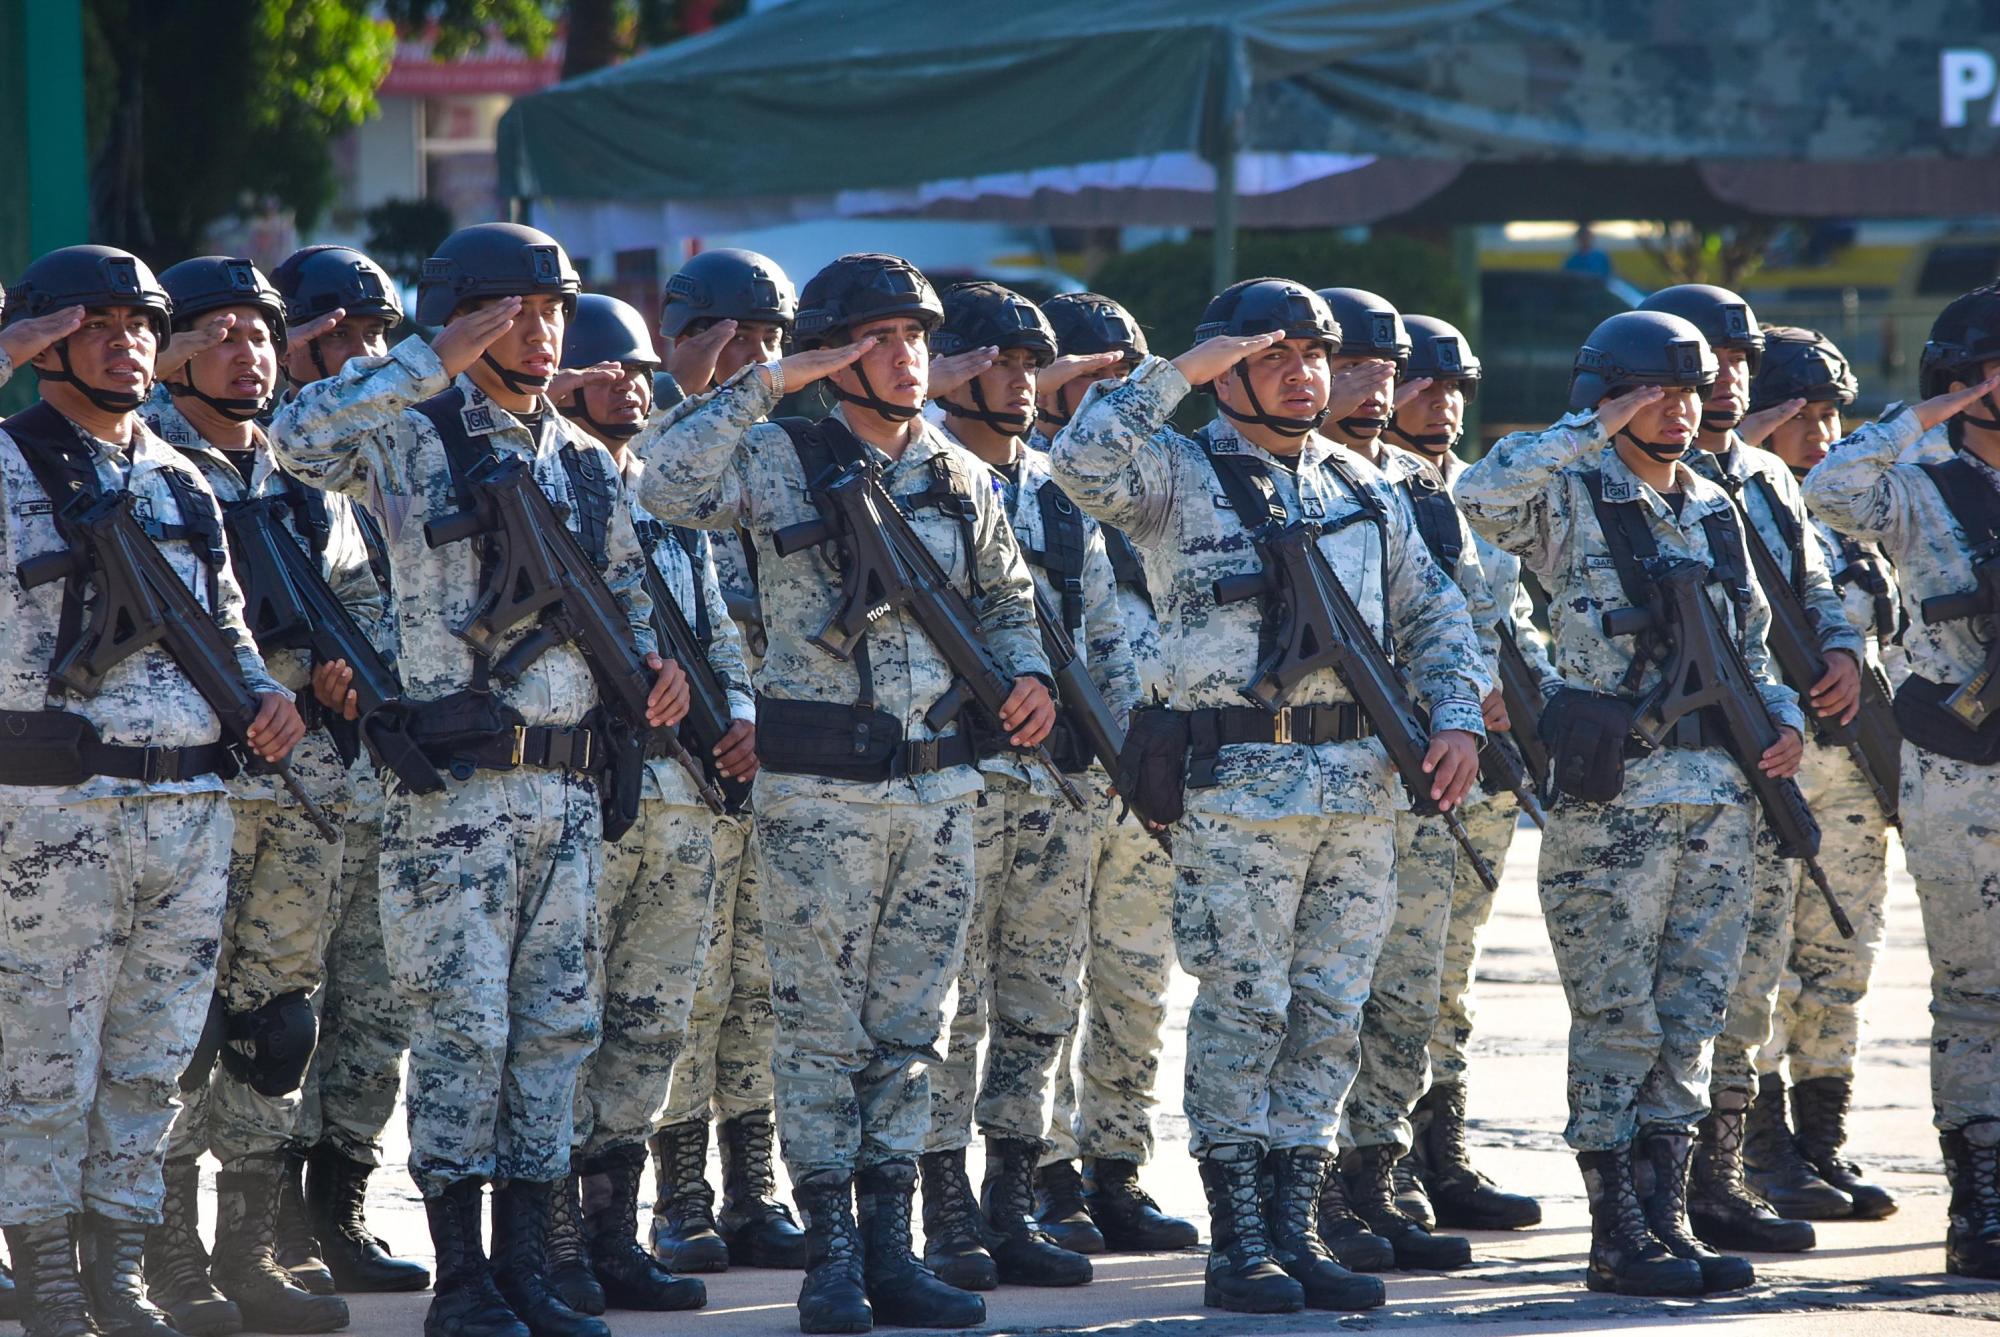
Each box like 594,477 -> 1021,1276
71,820 -> 2000,1334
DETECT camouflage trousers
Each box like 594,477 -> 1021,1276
168,790 -> 346,1165
573,795 -> 726,1157
297,785 -> 409,1165
380,768 -> 602,1195
1901,743 -> 2000,1129
755,778 -> 977,1180
1714,741 -> 1891,1095
926,773 -> 1093,1153
1047,781 -> 1176,1165
1427,795 -> 1526,1084
0,794 -> 231,1226
659,818 -> 773,1127
1539,799 -> 1754,1150
1175,806 -> 1397,1157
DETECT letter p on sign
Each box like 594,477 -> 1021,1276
1942,48 -> 1998,127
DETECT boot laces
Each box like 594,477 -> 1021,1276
1318,1164 -> 1362,1224
329,1165 -> 386,1249
1792,1082 -> 1865,1178
725,1118 -> 780,1200
1638,1138 -> 1699,1249
547,1178 -> 588,1268
1430,1086 -> 1476,1173
1963,1134 -> 2000,1235
805,1189 -> 863,1275
922,1157 -> 985,1245
1350,1149 -> 1417,1226
19,1221 -> 91,1320
985,1144 -> 1039,1224
1215,1162 -> 1276,1259
1267,1154 -> 1325,1248
1040,1159 -> 1087,1211
1700,1105 -> 1769,1209
657,1127 -> 716,1226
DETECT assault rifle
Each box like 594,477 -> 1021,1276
425,456 -> 725,818
1496,620 -> 1554,806
221,496 -> 444,795
1919,539 -> 2000,728
640,551 -> 750,811
1032,585 -> 1169,852
1602,558 -> 1853,938
1735,502 -> 1901,824
1212,520 -> 1499,893
772,460 -> 1084,811
19,490 -> 339,842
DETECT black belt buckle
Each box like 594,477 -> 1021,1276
139,745 -> 180,784
903,737 -> 941,775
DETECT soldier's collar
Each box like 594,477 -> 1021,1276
452,373 -> 549,443
1201,414 -> 1328,471
1597,443 -> 1723,519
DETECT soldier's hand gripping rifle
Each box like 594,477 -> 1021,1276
1919,539 -> 2000,728
424,456 -> 726,818
221,496 -> 445,795
1212,520 -> 1499,893
640,551 -> 751,812
772,460 -> 1084,811
1602,558 -> 1853,938
18,490 -> 339,842
1735,503 -> 1901,824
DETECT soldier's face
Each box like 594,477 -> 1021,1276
288,314 -> 389,382
1218,337 -> 1329,422
1625,386 -> 1700,449
1706,348 -> 1750,427
1394,377 -> 1464,442
42,305 -> 157,399
711,320 -> 785,383
189,304 -> 278,404
972,347 -> 1040,423
831,315 -> 928,413
580,363 -> 653,429
1765,400 -> 1844,474
485,293 -> 566,387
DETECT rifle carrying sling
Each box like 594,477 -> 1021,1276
1895,458 -> 2000,762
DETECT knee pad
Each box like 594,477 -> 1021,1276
180,992 -> 227,1093
220,989 -> 319,1097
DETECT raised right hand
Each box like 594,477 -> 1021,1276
772,337 -> 880,391
433,297 -> 521,378
1170,331 -> 1281,387
1913,371 -> 2000,431
0,305 -> 84,368
1593,385 -> 1666,438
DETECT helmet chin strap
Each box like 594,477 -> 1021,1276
166,362 -> 269,423
1700,407 -> 1744,433
1384,421 -> 1455,456
830,360 -> 923,423
559,394 -> 643,441
1618,428 -> 1689,464
1215,362 -> 1325,438
937,376 -> 1033,437
480,351 -> 552,397
1962,385 -> 2000,433
1038,383 -> 1078,431
44,340 -> 149,414
1336,415 -> 1388,440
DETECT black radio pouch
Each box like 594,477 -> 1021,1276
754,695 -> 906,783
1538,688 -> 1638,803
1894,675 -> 2000,765
1115,706 -> 1191,828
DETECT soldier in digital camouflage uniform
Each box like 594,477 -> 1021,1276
0,245 -> 302,1337
1029,294 -> 1199,1259
629,253 -> 1056,1334
273,223 -> 688,1337
1801,282 -> 2000,1280
1740,327 -> 1904,1225
1459,309 -> 1807,1299
645,249 -> 807,1278
270,243 -> 432,1298
141,257 -> 359,1336
536,292 -> 750,1319
1051,278 -> 1487,1315
1384,313 -> 1549,1235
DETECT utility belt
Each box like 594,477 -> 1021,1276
1537,688 -> 1723,804
969,713 -> 1092,775
0,710 -> 233,787
1111,702 -> 1373,831
405,691 -> 608,782
753,695 -> 980,783
1894,675 -> 2000,766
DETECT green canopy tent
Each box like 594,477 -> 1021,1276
499,0 -> 2000,292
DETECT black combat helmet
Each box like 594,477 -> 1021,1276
270,244 -> 403,382
415,222 -> 580,327
1920,283 -> 2000,436
932,281 -> 1057,436
1040,292 -> 1148,428
1194,278 -> 1341,438
1315,286 -> 1409,438
1637,283 -> 1765,371
1568,310 -> 1717,411
558,293 -> 658,440
4,244 -> 173,412
658,248 -> 796,339
158,256 -> 288,422
1388,313 -> 1481,454
1749,327 -> 1857,414
794,253 -> 943,421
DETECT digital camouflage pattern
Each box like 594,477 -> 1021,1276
660,817 -> 770,1127
1428,791 -> 1527,1085
1803,408 -> 2000,1128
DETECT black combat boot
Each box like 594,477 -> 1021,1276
1413,1080 -> 1542,1229
78,1214 -> 175,1337
1942,1119 -> 2000,1280
1791,1076 -> 1897,1220
1031,1159 -> 1104,1254
273,1151 -> 336,1296
490,1180 -> 609,1337
915,1150 -> 995,1291
791,1173 -> 870,1334
647,1121 -> 728,1272
855,1161 -> 984,1329
145,1159 -> 242,1337
1196,1143 -> 1303,1313
1743,1074 -> 1852,1219
1084,1159 -> 1198,1251
303,1143 -> 431,1292
979,1138 -> 1092,1287
1688,1087 -> 1816,1252
577,1144 -> 705,1311
1340,1144 -> 1471,1269
5,1217 -> 101,1337
1315,1160 -> 1395,1272
211,1158 -> 350,1333
421,1180 -> 528,1337
1575,1146 -> 1703,1296
1262,1148 -> 1385,1311
716,1112 -> 809,1268
1392,1155 -> 1435,1230
1633,1128 -> 1754,1293
541,1168 -> 604,1316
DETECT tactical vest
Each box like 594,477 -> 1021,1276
1017,477 -> 1087,636
1393,466 -> 1463,575
1102,523 -> 1149,606
1581,470 -> 1751,685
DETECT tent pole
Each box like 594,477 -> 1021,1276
1212,144 -> 1238,296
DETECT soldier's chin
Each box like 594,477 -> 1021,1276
1701,409 -> 1743,432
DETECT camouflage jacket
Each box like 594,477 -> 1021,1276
1802,407 -> 1997,690
0,347 -> 12,389
616,450 -> 754,807
629,365 -> 1049,808
1458,411 -> 1804,808
0,405 -> 285,804
1810,513 -> 1906,686
269,354 -> 656,741
1047,355 -> 1488,821
1433,452 -> 1563,698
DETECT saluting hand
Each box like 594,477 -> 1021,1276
289,308 -> 347,348
1593,385 -> 1665,438
1171,330 -> 1280,387
1324,359 -> 1397,423
548,360 -> 623,404
1038,351 -> 1127,397
644,653 -> 690,729
155,311 -> 236,380
666,317 -> 739,395
1393,375 -> 1434,410
1913,371 -> 2000,431
1737,397 -> 1806,446
929,345 -> 999,398
0,305 -> 84,368
433,297 -> 521,379
772,337 -> 880,392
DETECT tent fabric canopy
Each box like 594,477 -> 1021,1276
499,0 -> 2000,228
